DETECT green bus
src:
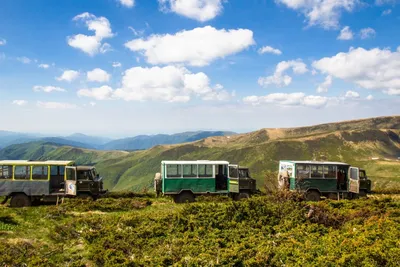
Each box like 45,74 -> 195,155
277,160 -> 368,201
154,160 -> 257,203
0,160 -> 107,207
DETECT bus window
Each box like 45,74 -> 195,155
183,164 -> 197,177
0,165 -> 13,179
310,165 -> 323,178
323,165 -> 337,178
297,164 -> 310,179
14,166 -> 30,179
166,164 -> 182,178
32,166 -> 48,180
198,165 -> 213,178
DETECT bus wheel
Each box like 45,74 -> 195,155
174,192 -> 195,203
10,194 -> 31,208
305,190 -> 320,202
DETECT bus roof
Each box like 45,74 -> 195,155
280,160 -> 350,165
0,160 -> 75,166
162,160 -> 230,165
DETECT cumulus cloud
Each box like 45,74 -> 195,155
67,12 -> 114,56
366,94 -> 374,100
78,65 -> 232,102
118,0 -> 135,8
0,38 -> 6,46
258,46 -> 282,55
87,68 -> 111,82
360,28 -> 376,39
125,26 -> 255,66
17,56 -> 31,64
316,75 -> 333,93
56,70 -> 80,82
38,64 -> 50,69
33,85 -> 66,93
312,47 -> 400,94
37,101 -> 77,109
12,100 -> 28,106
275,0 -> 359,29
345,90 -> 360,98
382,9 -> 392,15
337,26 -> 353,40
78,86 -> 114,100
112,62 -> 122,68
243,92 -> 328,108
158,0 -> 226,22
384,88 -> 400,95
258,59 -> 308,87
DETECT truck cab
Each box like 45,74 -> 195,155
238,167 -> 257,194
76,166 -> 108,199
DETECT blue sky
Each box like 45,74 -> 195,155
0,0 -> 399,137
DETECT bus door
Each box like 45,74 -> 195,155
228,164 -> 239,193
348,167 -> 360,194
65,166 -> 77,196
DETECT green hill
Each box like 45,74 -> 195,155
0,116 -> 399,191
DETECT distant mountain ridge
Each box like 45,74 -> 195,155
0,130 -> 236,150
100,131 -> 236,150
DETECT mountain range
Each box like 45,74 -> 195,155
0,131 -> 235,150
0,116 -> 399,192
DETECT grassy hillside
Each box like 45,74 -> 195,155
0,116 -> 399,191
1,195 -> 400,266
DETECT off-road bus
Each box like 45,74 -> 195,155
278,160 -> 371,201
0,160 -> 107,207
154,160 -> 258,203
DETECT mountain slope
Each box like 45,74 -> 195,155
64,133 -> 112,147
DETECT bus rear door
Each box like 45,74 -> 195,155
65,166 -> 77,196
228,164 -> 239,193
348,167 -> 360,194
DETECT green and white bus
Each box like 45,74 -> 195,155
154,160 -> 257,203
277,160 -> 369,201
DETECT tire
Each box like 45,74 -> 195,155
174,192 -> 195,203
234,192 -> 250,201
359,189 -> 368,197
10,194 -> 31,208
305,190 -> 320,202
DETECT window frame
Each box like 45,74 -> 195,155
183,164 -> 198,178
14,165 -> 31,180
32,165 -> 49,180
166,164 -> 182,178
198,164 -> 214,178
0,165 -> 13,180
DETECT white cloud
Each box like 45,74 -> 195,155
0,38 -> 6,46
366,94 -> 373,100
158,0 -> 226,22
275,0 -> 359,29
12,100 -> 28,106
243,92 -> 328,108
33,85 -> 66,93
17,56 -> 31,64
384,88 -> 400,95
38,64 -> 50,69
312,47 -> 400,94
316,75 -> 333,93
345,90 -> 360,98
99,43 -> 112,54
56,70 -> 80,82
258,59 -> 308,87
258,46 -> 282,55
67,13 -> 114,56
37,101 -> 77,109
78,66 -> 231,102
337,26 -> 353,40
360,28 -> 376,39
112,62 -> 122,68
128,27 -> 145,36
87,68 -> 111,82
125,26 -> 255,66
118,0 -> 135,8
382,9 -> 392,15
78,86 -> 114,100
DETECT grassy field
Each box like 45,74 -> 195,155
1,193 -> 400,266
